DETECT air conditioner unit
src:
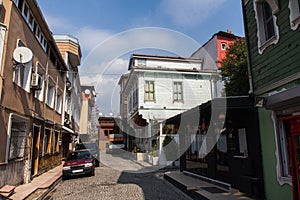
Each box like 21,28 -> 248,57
31,73 -> 42,90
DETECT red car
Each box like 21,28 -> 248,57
62,150 -> 95,179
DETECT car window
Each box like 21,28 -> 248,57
77,151 -> 92,159
75,143 -> 86,150
76,143 -> 98,150
66,151 -> 92,160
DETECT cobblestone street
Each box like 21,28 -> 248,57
46,151 -> 191,200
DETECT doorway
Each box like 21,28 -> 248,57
288,117 -> 300,200
31,125 -> 41,176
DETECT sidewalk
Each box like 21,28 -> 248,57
6,164 -> 62,200
164,171 -> 253,200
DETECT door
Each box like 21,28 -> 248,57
289,118 -> 300,200
31,125 -> 40,176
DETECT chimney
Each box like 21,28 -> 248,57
227,29 -> 232,34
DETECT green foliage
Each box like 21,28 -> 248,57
153,144 -> 157,157
220,38 -> 250,96
162,135 -> 172,147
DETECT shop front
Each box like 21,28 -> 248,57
265,85 -> 300,200
165,96 -> 264,199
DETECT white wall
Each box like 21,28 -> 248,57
127,71 -> 214,122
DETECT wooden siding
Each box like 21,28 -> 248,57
56,41 -> 81,66
245,0 -> 300,94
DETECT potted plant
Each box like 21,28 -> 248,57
152,144 -> 159,165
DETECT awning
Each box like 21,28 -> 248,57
265,85 -> 300,111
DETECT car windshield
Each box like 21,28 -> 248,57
66,151 -> 92,161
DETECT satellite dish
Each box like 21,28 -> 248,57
13,47 -> 33,64
84,89 -> 90,95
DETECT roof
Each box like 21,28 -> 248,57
81,85 -> 95,92
128,53 -> 203,70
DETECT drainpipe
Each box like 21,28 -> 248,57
242,0 -> 254,94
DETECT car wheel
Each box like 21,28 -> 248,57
62,175 -> 68,180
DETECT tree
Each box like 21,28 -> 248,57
220,38 -> 250,96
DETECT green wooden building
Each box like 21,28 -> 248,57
242,0 -> 300,199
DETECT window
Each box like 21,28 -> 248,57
28,13 -> 34,29
277,120 -> 291,178
262,2 -> 275,41
13,0 -> 48,52
128,94 -> 133,112
22,2 -> 29,20
43,129 -> 52,154
34,62 -> 45,101
221,42 -> 227,50
289,0 -> 300,30
173,82 -> 183,102
254,0 -> 279,54
137,59 -> 146,66
7,114 -> 28,162
46,78 -> 55,108
144,81 -> 155,101
56,90 -> 62,113
133,84 -> 138,107
0,25 -> 6,75
13,62 -> 32,92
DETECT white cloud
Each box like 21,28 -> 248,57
159,0 -> 227,27
80,58 -> 129,116
43,15 -> 113,54
43,15 -> 74,33
75,27 -> 113,53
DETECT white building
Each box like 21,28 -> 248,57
121,54 -> 223,156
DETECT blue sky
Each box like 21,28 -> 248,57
37,0 -> 245,116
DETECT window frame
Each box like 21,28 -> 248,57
13,39 -> 32,92
34,62 -> 45,101
13,0 -> 48,52
0,25 -> 6,75
253,0 -> 280,54
221,42 -> 227,50
144,80 -> 155,101
55,89 -> 63,114
46,77 -> 56,108
288,0 -> 300,30
273,113 -> 293,186
137,59 -> 146,66
173,81 -> 183,102
262,1 -> 275,41
6,114 -> 29,162
43,128 -> 52,155
13,62 -> 32,92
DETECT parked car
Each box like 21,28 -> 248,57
62,150 -> 95,179
75,142 -> 100,167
